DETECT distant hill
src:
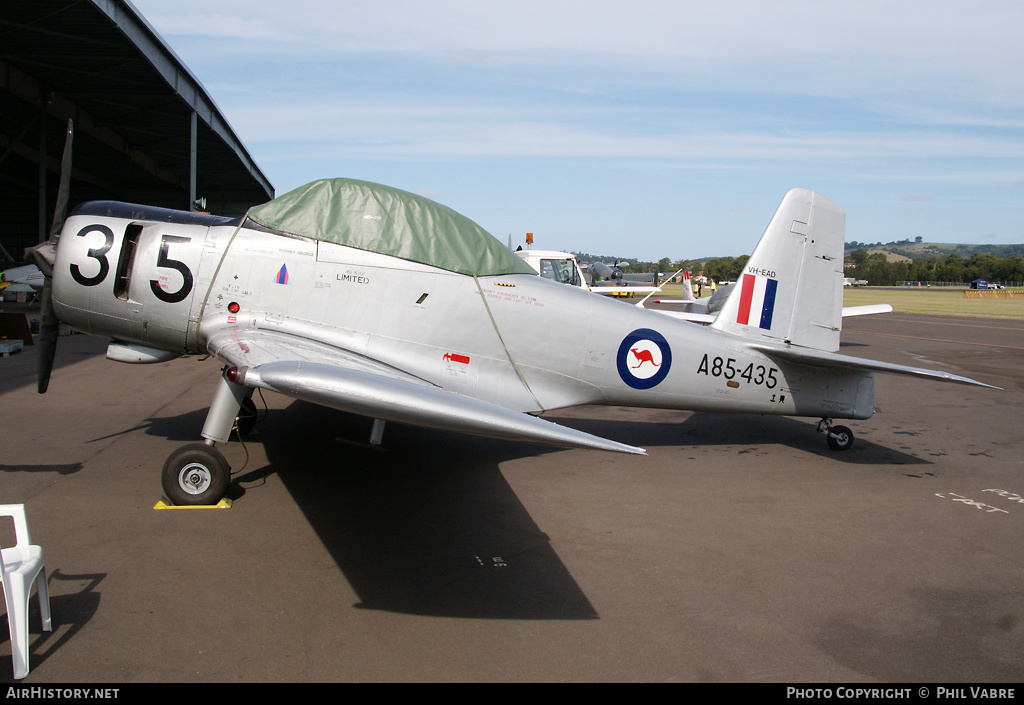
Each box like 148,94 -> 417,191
571,242 -> 1024,272
572,252 -> 644,267
572,252 -> 717,268
845,241 -> 1024,259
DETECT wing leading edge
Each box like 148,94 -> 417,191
207,331 -> 646,455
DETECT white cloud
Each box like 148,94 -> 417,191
137,11 -> 283,40
127,0 -> 1024,253
138,1 -> 1024,62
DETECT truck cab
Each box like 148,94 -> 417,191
515,248 -> 589,290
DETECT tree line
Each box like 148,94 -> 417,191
581,250 -> 1024,287
844,250 -> 1024,286
607,255 -> 751,284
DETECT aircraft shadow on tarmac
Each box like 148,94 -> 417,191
543,407 -> 930,467
123,398 -> 926,621
0,463 -> 83,476
86,400 -> 590,622
81,408 -> 212,445
230,400 -> 598,621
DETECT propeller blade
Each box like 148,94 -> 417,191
35,280 -> 59,393
50,119 -> 73,239
28,118 -> 73,394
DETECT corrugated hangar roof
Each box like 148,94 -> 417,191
1,0 -> 274,262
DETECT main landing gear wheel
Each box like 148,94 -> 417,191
161,443 -> 230,506
818,419 -> 854,451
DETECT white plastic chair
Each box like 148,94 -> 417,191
1,504 -> 51,680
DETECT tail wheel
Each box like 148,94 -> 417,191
827,425 -> 854,451
161,443 -> 230,506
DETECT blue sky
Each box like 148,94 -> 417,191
131,0 -> 1024,262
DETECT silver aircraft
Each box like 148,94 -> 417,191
28,177 -> 996,505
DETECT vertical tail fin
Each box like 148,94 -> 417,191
710,188 -> 845,352
681,270 -> 696,302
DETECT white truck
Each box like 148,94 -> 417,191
514,248 -> 589,289
514,245 -> 663,297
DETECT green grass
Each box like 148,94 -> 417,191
843,287 -> 1024,319
652,283 -> 1024,319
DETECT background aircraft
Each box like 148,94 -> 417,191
584,261 -> 681,297
27,173 -> 995,506
0,263 -> 44,295
513,240 -> 669,298
643,270 -> 894,324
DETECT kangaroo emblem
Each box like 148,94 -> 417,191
630,347 -> 660,368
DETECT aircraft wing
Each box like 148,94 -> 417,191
206,330 -> 646,454
591,268 -> 684,298
1,264 -> 45,291
750,343 -> 1000,389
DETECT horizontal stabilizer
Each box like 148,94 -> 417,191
842,304 -> 893,317
751,343 -> 1000,389
645,302 -> 889,326
644,308 -> 716,324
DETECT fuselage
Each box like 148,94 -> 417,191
51,201 -> 874,423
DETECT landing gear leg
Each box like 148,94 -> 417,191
201,369 -> 249,445
160,369 -> 246,505
369,418 -> 386,446
817,418 -> 854,451
235,392 -> 258,438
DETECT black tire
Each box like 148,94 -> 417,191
827,425 -> 854,451
235,397 -> 258,438
161,443 -> 230,505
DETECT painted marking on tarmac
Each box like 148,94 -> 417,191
935,492 -> 1008,514
982,488 -> 1024,506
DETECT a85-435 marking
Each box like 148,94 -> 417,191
697,354 -> 778,388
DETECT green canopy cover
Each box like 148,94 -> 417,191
246,178 -> 534,277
